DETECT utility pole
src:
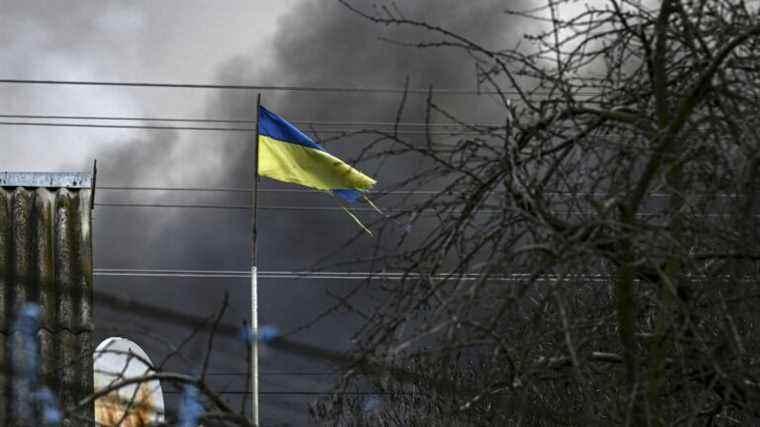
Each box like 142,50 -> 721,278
250,93 -> 262,426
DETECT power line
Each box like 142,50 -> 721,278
0,113 -> 253,124
94,269 -> 755,282
92,201 -> 746,217
95,201 -> 251,210
95,201 -> 462,213
96,186 -> 703,198
208,372 -> 339,376
167,391 -> 423,396
0,120 -> 251,132
93,268 -> 611,282
0,113 -> 505,129
96,201 -> 742,216
98,186 -> 741,200
0,120 -> 497,135
99,185 -> 253,193
97,186 -> 442,196
0,77 -> 602,96
92,201 -> 534,215
93,202 -> 401,212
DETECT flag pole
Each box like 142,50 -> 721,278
251,93 -> 262,426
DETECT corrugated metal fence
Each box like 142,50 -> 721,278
0,172 -> 94,426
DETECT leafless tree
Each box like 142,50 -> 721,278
308,1 -> 760,425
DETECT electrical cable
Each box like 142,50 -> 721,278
94,201 -> 738,217
0,77 -> 604,96
0,113 -> 505,129
99,185 -> 253,193
93,268 -> 611,282
0,120 -> 251,132
207,372 -> 339,376
99,187 -> 721,199
96,186 -> 699,198
0,120 -> 498,135
96,186 -> 444,196
93,202 -> 417,212
183,391 -> 426,395
94,201 -> 500,213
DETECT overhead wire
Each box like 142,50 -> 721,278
93,202 -> 413,212
99,185 -> 253,193
97,186 -> 700,198
0,120 -> 251,132
98,186 -> 738,203
0,113 -> 253,124
95,201 -> 739,217
94,203 -> 748,219
0,120 -> 500,135
176,391 -> 426,396
0,77 -> 604,96
0,113 -> 505,129
95,201 -> 252,210
208,372 -> 339,376
93,268 -> 611,282
99,202 -> 668,216
97,186 -> 444,196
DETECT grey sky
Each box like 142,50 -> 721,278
0,0 -> 295,81
0,0 -> 298,172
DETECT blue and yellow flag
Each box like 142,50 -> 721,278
258,106 -> 376,202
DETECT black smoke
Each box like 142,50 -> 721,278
2,0 -> 537,424
196,1 -> 533,423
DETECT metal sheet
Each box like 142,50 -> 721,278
0,172 -> 94,425
0,172 -> 92,189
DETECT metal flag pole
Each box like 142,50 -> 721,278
251,93 -> 262,426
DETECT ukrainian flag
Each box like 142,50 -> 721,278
258,106 -> 376,202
